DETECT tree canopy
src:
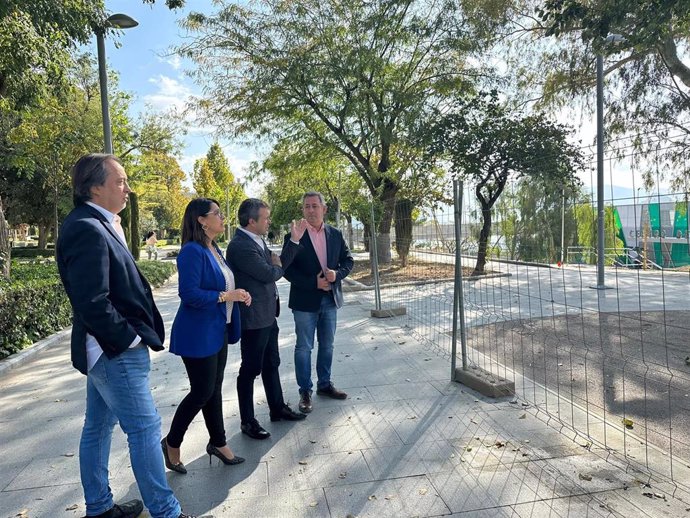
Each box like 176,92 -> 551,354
429,91 -> 584,274
177,0 -> 510,261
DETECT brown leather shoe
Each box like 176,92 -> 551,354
316,384 -> 347,400
299,392 -> 313,413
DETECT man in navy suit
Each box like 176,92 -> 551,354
281,192 -> 354,414
226,198 -> 308,440
57,154 -> 197,518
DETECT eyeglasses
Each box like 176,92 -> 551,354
206,209 -> 225,219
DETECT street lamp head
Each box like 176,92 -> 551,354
106,13 -> 139,29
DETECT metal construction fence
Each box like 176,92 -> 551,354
356,162 -> 690,493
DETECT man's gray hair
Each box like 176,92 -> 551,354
71,153 -> 120,206
302,191 -> 326,205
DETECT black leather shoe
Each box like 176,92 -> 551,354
89,499 -> 143,518
270,404 -> 307,422
298,392 -> 313,413
241,419 -> 271,439
316,383 -> 348,399
178,513 -> 213,518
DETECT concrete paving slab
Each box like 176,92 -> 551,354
2,275 -> 690,517
324,474 -> 451,518
0,482 -> 84,518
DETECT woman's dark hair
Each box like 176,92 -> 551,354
145,230 -> 156,239
181,198 -> 220,245
71,153 -> 120,206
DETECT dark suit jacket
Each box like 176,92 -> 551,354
170,241 -> 241,358
56,203 -> 165,375
282,224 -> 354,311
225,228 -> 299,330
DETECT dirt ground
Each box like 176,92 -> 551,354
349,258 -> 473,286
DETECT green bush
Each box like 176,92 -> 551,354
0,263 -> 72,359
0,260 -> 176,360
11,248 -> 54,258
137,260 -> 177,287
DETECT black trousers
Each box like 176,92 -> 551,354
237,321 -> 285,423
167,339 -> 228,448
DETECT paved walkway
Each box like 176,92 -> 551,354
1,276 -> 689,517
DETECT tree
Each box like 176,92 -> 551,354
178,0 -> 507,263
510,0 -> 690,187
0,0 -> 184,277
429,92 -> 584,275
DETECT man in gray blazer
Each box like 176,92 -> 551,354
226,198 -> 308,439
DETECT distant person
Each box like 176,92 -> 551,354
56,153 -> 200,518
281,192 -> 354,414
225,198 -> 308,440
162,198 -> 251,474
145,231 -> 158,260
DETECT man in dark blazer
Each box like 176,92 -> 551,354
281,192 -> 354,414
226,198 -> 308,439
57,154 -> 196,518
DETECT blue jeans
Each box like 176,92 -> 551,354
81,345 -> 181,518
293,295 -> 337,395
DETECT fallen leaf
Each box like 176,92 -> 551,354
419,488 -> 428,495
384,495 -> 395,500
368,495 -> 377,501
309,501 -> 318,507
578,473 -> 593,481
298,460 -> 308,465
622,418 -> 634,429
62,453 -> 75,457
518,414 -> 526,419
339,472 -> 348,479
65,504 -> 78,510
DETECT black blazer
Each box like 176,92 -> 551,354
57,204 -> 164,375
282,224 -> 354,312
225,228 -> 299,330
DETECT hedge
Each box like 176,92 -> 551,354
0,260 -> 176,360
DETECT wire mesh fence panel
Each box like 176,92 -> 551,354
365,139 -> 690,492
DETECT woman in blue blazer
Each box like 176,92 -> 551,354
162,198 -> 252,474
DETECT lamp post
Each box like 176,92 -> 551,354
592,33 -> 625,290
96,13 -> 138,154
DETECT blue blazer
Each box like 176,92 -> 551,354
170,241 -> 241,358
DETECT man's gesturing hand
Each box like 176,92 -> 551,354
290,218 -> 308,242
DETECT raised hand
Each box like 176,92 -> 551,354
290,218 -> 308,242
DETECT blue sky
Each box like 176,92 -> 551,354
98,0 -> 261,194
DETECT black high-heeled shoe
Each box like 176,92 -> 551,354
206,443 -> 245,465
161,437 -> 187,474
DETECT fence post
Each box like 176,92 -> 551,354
451,180 -> 468,379
370,202 -> 382,311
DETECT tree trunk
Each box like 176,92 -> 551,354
38,224 -> 49,250
362,223 -> 371,253
474,201 -> 492,276
394,198 -> 413,267
372,177 -> 398,265
0,195 -> 10,279
345,215 -> 354,250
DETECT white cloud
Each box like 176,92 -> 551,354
143,75 -> 194,111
